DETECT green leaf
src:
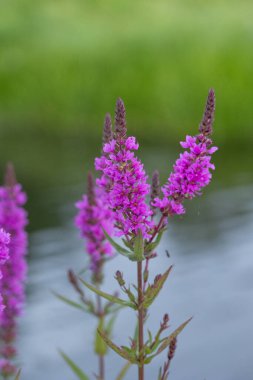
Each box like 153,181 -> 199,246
115,362 -> 132,380
105,313 -> 118,337
79,278 -> 136,309
145,230 -> 164,254
143,266 -> 173,308
122,238 -> 133,250
103,229 -> 133,258
156,318 -> 192,355
95,318 -> 108,356
147,330 -> 153,345
144,318 -> 192,363
59,350 -> 90,380
97,329 -> 138,364
53,291 -> 86,311
133,229 -> 144,261
157,367 -> 162,380
14,370 -> 21,380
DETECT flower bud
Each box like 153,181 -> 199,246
115,270 -> 125,287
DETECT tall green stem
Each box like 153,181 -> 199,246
97,293 -> 105,380
137,261 -> 144,380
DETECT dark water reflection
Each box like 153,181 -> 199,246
17,182 -> 253,380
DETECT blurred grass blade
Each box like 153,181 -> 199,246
115,362 -> 131,380
52,291 -> 86,311
14,369 -> 21,380
79,278 -> 135,309
59,350 -> 89,380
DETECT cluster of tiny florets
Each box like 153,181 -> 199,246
0,229 -> 10,314
0,165 -> 28,375
75,173 -> 114,276
153,90 -> 217,216
95,100 -> 154,239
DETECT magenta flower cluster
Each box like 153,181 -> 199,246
0,173 -> 28,374
0,228 -> 10,313
95,136 -> 154,239
153,134 -> 218,215
75,173 -> 114,275
76,91 -> 216,281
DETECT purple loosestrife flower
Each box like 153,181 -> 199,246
153,89 -> 217,216
0,164 -> 28,373
75,172 -> 114,281
95,98 -> 154,239
0,229 -> 10,314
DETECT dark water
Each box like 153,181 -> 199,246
2,135 -> 253,380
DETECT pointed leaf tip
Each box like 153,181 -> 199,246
59,350 -> 90,380
78,277 -> 136,309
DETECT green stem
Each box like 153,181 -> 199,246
97,293 -> 105,380
137,261 -> 144,380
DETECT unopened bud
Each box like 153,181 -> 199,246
87,172 -> 95,206
115,270 -> 125,287
168,337 -> 177,361
103,113 -> 113,147
143,268 -> 149,283
199,89 -> 215,136
115,98 -> 127,139
163,313 -> 169,324
150,170 -> 160,209
4,162 -> 17,188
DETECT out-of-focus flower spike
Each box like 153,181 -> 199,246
4,162 -> 16,188
87,172 -> 95,206
0,165 -> 28,376
150,170 -> 160,210
75,174 -> 115,280
199,88 -> 215,136
115,98 -> 127,139
103,113 -> 113,147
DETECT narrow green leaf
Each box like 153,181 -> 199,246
53,291 -> 86,311
115,362 -> 132,380
133,229 -> 144,261
145,230 -> 164,254
105,313 -> 118,337
157,367 -> 162,380
143,266 -> 173,308
144,318 -> 192,363
14,369 -> 21,380
97,329 -> 138,364
156,317 -> 192,355
79,278 -> 136,309
59,350 -> 90,380
95,318 -> 108,356
147,330 -> 153,345
122,238 -> 133,250
103,229 -> 133,257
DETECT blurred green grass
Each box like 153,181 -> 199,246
0,0 -> 253,145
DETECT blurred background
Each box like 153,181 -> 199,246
0,0 -> 253,379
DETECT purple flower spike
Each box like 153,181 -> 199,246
0,164 -> 28,373
103,113 -> 113,146
115,98 -> 127,140
75,172 -> 115,281
199,88 -> 215,136
0,229 -> 10,314
95,100 -> 154,239
154,90 -> 217,216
